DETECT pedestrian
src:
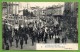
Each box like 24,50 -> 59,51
55,37 -> 57,43
62,37 -> 65,43
57,30 -> 59,36
9,37 -> 13,47
3,36 -> 7,45
49,32 -> 52,40
54,29 -> 56,36
15,37 -> 19,48
24,34 -> 28,44
62,36 -> 67,43
44,36 -> 47,43
20,37 -> 24,49
5,43 -> 9,50
44,32 -> 48,43
64,36 -> 67,43
41,31 -> 44,41
37,32 -> 40,43
55,36 -> 59,43
31,33 -> 35,46
57,37 -> 60,43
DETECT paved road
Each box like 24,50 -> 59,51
8,31 -> 72,50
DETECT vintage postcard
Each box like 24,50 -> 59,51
2,2 -> 78,50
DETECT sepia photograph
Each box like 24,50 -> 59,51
2,2 -> 78,50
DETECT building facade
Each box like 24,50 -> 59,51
64,2 -> 78,43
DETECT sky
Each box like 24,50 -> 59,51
19,2 -> 65,10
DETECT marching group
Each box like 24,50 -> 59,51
3,23 -> 67,50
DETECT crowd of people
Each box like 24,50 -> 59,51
2,23 -> 67,50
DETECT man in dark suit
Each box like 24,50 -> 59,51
20,37 -> 24,49
5,43 -> 9,50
